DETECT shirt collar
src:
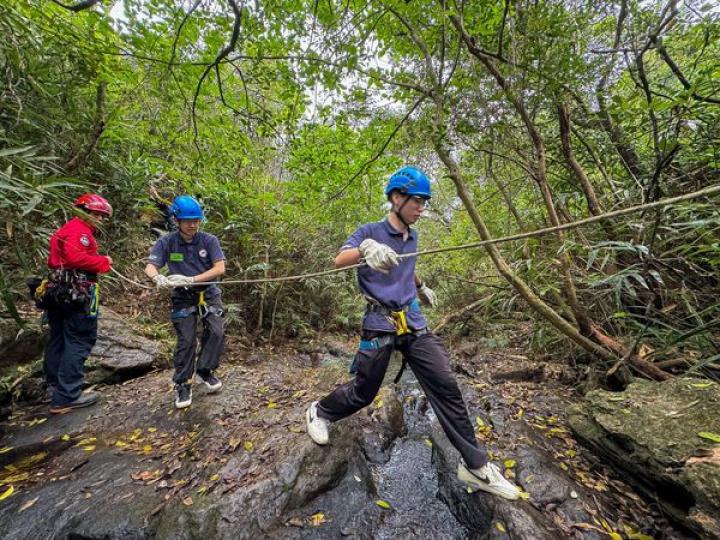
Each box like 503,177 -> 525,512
176,230 -> 199,245
73,216 -> 95,232
382,217 -> 415,240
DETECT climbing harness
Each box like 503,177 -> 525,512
28,269 -> 99,312
354,327 -> 430,383
365,298 -> 422,337
170,290 -> 224,320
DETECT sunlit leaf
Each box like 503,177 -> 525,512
0,486 -> 15,501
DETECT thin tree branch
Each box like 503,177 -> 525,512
50,0 -> 102,12
325,95 -> 426,202
191,0 -> 243,155
168,0 -> 203,71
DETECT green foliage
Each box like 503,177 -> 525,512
0,0 -> 719,373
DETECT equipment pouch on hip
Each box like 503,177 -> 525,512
171,306 -> 197,320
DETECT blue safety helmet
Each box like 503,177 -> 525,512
169,195 -> 205,220
384,166 -> 432,199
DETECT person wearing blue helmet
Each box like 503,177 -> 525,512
144,195 -> 226,409
304,166 -> 520,500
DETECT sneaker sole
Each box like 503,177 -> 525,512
195,376 -> 222,393
49,399 -> 99,414
458,468 -> 520,501
175,400 -> 192,409
305,406 -> 328,445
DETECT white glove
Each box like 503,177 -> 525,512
358,239 -> 399,274
417,283 -> 437,307
167,274 -> 195,287
152,274 -> 172,290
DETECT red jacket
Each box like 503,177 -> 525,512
47,217 -> 112,275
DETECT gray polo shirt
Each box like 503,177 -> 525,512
148,231 -> 225,298
342,218 -> 427,332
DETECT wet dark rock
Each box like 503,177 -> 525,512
568,377 -> 720,539
359,386 -> 406,464
85,308 -> 160,382
151,423 -> 363,539
0,317 -> 46,375
431,421 -> 561,539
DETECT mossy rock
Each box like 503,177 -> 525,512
568,377 -> 720,538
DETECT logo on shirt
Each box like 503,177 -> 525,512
199,249 -> 207,258
170,252 -> 184,262
79,235 -> 90,247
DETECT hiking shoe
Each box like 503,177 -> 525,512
305,401 -> 330,445
457,460 -> 521,500
197,370 -> 222,392
175,383 -> 192,409
49,391 -> 100,414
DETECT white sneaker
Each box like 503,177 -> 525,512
457,461 -> 521,500
305,401 -> 330,445
175,383 -> 192,409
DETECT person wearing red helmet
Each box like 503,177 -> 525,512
43,193 -> 114,413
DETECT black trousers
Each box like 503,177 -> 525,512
171,295 -> 224,384
318,331 -> 487,469
44,306 -> 98,406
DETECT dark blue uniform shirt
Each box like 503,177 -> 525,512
148,231 -> 225,299
342,218 -> 427,332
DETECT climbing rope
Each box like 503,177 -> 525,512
110,184 -> 720,289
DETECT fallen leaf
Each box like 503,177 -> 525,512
609,533 -> 622,540
2,473 -> 29,483
286,517 -> 304,527
504,459 -> 516,469
82,445 -> 96,452
61,435 -> 70,442
570,490 -> 578,499
75,437 -> 97,446
18,496 -> 38,513
210,474 -> 220,482
0,486 -> 15,501
0,447 -> 12,454
143,445 -> 153,454
148,427 -> 158,433
310,512 -> 327,526
244,441 -> 254,452
691,383 -> 713,389
182,497 -> 193,506
267,400 -> 278,409
698,432 -> 720,443
518,491 -> 530,500
495,522 -> 506,533
288,426 -> 302,434
376,500 -> 391,509
228,437 -> 241,451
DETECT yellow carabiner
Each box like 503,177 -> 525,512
197,290 -> 208,318
391,310 -> 409,336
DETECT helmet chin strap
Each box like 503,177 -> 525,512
392,194 -> 411,229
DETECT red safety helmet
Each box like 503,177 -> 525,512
75,193 -> 113,217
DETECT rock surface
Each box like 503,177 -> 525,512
0,317 -> 46,375
0,344 -> 686,539
568,377 -> 720,539
85,308 -> 162,383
